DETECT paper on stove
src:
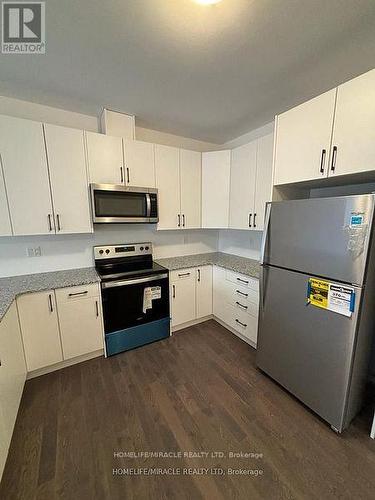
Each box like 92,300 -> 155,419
143,286 -> 162,314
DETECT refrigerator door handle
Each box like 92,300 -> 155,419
259,265 -> 266,311
260,202 -> 271,265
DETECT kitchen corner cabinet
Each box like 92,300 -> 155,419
170,269 -> 196,326
155,145 -> 202,230
0,115 -> 54,236
17,290 -> 63,371
86,131 -> 124,185
0,302 -> 27,480
202,150 -> 231,228
44,124 -> 92,234
196,266 -> 212,319
0,166 -> 12,236
123,139 -> 155,188
273,89 -> 337,185
55,284 -> 103,360
330,69 -> 375,177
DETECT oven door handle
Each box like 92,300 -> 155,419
101,273 -> 168,289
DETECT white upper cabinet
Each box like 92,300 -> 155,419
155,145 -> 181,230
202,150 -> 231,228
44,124 -> 92,234
329,69 -> 375,177
0,115 -> 54,236
0,166 -> 12,236
85,131 -> 124,185
123,140 -> 155,188
273,89 -> 337,185
254,133 -> 274,231
180,149 -> 201,229
229,142 -> 257,230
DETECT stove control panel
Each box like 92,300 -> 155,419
94,243 -> 152,260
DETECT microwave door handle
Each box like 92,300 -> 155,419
146,194 -> 151,218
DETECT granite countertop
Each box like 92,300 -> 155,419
0,267 -> 99,321
155,252 -> 260,280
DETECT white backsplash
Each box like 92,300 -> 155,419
0,226 -> 219,277
218,229 -> 262,260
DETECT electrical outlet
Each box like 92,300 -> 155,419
27,247 -> 34,257
34,246 -> 42,257
26,247 -> 42,257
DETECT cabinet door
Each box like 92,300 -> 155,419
44,124 -> 92,234
202,150 -> 231,228
17,291 -> 63,371
123,140 -> 155,188
253,133 -> 274,231
171,273 -> 196,327
229,142 -> 257,230
0,303 -> 26,480
330,69 -> 375,177
0,165 -> 12,236
56,286 -> 103,360
180,149 -> 201,229
273,89 -> 336,185
196,266 -> 212,319
155,145 -> 181,230
0,115 -> 54,235
86,131 -> 124,184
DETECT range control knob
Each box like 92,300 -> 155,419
140,246 -> 144,251
145,246 -> 149,251
99,249 -> 104,255
105,249 -> 110,254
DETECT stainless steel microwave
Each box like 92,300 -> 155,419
90,184 -> 158,224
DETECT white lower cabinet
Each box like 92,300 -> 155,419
196,266 -> 212,319
0,302 -> 27,481
213,266 -> 259,346
17,284 -> 104,372
55,284 -> 103,360
170,269 -> 196,327
17,290 -> 63,371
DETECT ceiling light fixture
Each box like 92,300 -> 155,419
194,0 -> 222,5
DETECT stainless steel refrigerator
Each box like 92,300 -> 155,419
256,194 -> 375,432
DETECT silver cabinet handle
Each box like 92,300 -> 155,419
197,269 -> 201,282
236,277 -> 249,284
95,300 -> 99,317
182,214 -> 185,227
177,214 -> 181,227
236,289 -> 248,297
126,167 -> 130,184
120,166 -> 124,183
48,213 -> 53,232
48,293 -> 53,313
330,146 -> 337,172
253,213 -> 257,228
249,213 -> 252,228
68,290 -> 88,297
56,214 -> 61,231
178,272 -> 190,277
320,148 -> 326,174
172,284 -> 176,299
235,319 -> 247,328
235,301 -> 248,310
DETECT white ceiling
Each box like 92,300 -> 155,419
0,0 -> 374,143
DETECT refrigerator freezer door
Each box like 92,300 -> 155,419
257,265 -> 362,431
263,194 -> 374,286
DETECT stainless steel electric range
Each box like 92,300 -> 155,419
94,243 -> 170,356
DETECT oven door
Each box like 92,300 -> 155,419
101,273 -> 170,334
91,184 -> 158,223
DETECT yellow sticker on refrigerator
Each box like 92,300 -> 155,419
307,278 -> 355,317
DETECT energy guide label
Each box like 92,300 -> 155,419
307,278 -> 355,317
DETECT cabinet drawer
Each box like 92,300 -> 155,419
226,270 -> 258,291
227,306 -> 258,345
231,298 -> 258,318
230,284 -> 258,306
55,283 -> 100,302
170,268 -> 195,283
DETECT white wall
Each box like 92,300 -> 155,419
135,125 -> 219,152
224,122 -> 274,149
218,229 -> 262,260
0,227 -> 219,277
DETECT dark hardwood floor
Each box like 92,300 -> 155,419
1,319 -> 375,499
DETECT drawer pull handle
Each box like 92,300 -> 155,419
236,277 -> 249,284
235,319 -> 247,328
236,289 -> 248,297
172,284 -> 176,298
236,301 -> 248,310
68,291 -> 88,297
48,293 -> 54,313
178,272 -> 190,277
